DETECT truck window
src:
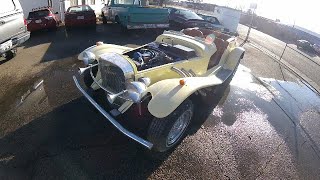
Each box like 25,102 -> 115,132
0,0 -> 15,14
114,0 -> 134,5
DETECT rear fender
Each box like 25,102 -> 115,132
223,47 -> 245,70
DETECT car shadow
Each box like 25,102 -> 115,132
0,97 -> 170,179
0,67 -> 231,179
23,24 -> 162,63
0,56 -> 11,65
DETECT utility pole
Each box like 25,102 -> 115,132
244,3 -> 257,43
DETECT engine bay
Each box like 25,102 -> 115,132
124,42 -> 197,71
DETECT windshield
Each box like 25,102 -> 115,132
178,9 -> 203,20
28,10 -> 50,19
67,5 -> 93,12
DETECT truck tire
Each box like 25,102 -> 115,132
5,48 -> 17,60
147,99 -> 194,152
102,13 -> 107,24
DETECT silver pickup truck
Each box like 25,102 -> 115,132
0,0 -> 30,59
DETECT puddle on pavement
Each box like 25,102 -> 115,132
0,62 -> 81,136
202,64 -> 320,156
204,65 -> 320,126
16,79 -> 45,108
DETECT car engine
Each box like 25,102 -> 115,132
124,42 -> 197,71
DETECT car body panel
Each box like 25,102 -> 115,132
101,0 -> 169,29
65,5 -> 96,27
0,0 -> 26,44
146,46 -> 244,118
27,8 -> 59,31
0,0 -> 29,55
77,30 -> 244,118
169,7 -> 225,31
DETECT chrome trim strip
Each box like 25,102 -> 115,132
188,69 -> 197,77
73,76 -> 153,149
171,66 -> 187,77
181,68 -> 192,77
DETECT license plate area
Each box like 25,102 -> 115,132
77,16 -> 84,20
35,19 -> 42,23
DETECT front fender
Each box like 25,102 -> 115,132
146,76 -> 223,118
146,47 -> 245,119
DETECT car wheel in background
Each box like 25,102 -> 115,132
4,48 -> 17,60
102,13 -> 107,24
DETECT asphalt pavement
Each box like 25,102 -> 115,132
238,24 -> 320,92
0,24 -> 319,179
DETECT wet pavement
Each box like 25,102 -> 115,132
0,25 -> 320,179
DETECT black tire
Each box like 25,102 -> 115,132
115,16 -> 120,24
147,99 -> 194,152
83,65 -> 98,89
120,25 -> 128,33
102,13 -> 107,24
5,48 -> 17,60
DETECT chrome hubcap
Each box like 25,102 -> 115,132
166,109 -> 192,147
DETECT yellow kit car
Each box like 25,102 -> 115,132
73,28 -> 245,152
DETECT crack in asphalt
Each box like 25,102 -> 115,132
201,125 -> 228,179
255,137 -> 288,179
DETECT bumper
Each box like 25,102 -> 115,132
65,19 -> 96,27
73,75 -> 153,149
0,31 -> 30,54
127,23 -> 169,29
27,22 -> 57,31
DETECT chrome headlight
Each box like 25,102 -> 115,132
82,51 -> 96,65
126,81 -> 147,103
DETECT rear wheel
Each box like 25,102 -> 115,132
147,99 -> 194,152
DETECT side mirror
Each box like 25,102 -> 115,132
55,12 -> 58,14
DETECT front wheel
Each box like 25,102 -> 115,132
147,99 -> 194,152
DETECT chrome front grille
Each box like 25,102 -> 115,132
100,63 -> 126,94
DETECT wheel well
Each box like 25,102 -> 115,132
115,15 -> 120,23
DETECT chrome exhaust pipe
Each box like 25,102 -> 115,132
107,90 -> 127,103
78,64 -> 98,75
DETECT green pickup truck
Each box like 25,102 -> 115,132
101,0 -> 169,29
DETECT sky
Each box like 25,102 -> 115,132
202,0 -> 320,35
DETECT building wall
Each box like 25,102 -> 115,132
19,0 -> 50,18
